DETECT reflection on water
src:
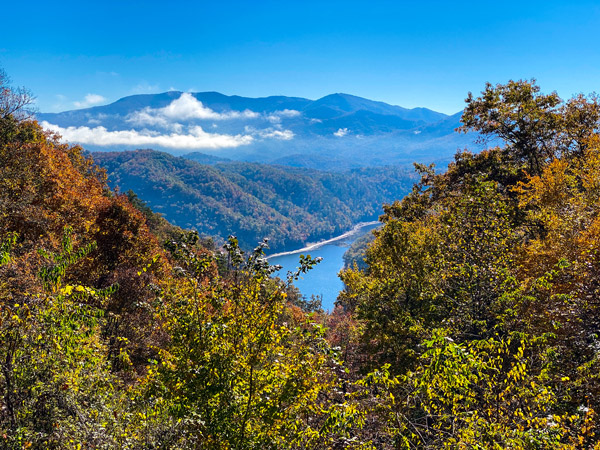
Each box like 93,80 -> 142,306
269,223 -> 380,311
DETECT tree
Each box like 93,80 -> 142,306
0,68 -> 35,121
142,238 -> 342,448
459,80 -> 600,175
459,79 -> 563,174
350,330 -> 599,449
337,80 -> 600,444
0,232 -> 130,448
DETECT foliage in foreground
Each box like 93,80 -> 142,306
338,80 -> 600,447
3,72 -> 600,448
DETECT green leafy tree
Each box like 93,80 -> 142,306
459,79 -> 600,174
348,331 -> 598,449
141,238 -> 342,448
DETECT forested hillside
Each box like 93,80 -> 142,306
337,80 -> 600,447
3,70 -> 600,448
0,71 -> 352,448
93,149 -> 414,252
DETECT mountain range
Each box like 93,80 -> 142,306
38,92 -> 482,170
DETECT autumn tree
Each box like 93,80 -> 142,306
337,80 -> 600,444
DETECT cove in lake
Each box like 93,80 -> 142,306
268,222 -> 381,311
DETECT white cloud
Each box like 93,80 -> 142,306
162,93 -> 260,120
309,118 -> 322,124
51,94 -> 70,111
277,109 -> 301,117
73,94 -> 106,108
126,109 -> 173,129
97,71 -> 119,77
85,113 -> 110,125
267,109 -> 301,124
334,128 -> 349,137
257,129 -> 294,140
127,93 -> 260,128
40,121 -> 253,149
244,126 -> 294,141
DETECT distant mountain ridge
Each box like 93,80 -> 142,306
41,91 -> 445,125
39,91 -> 481,170
302,93 -> 447,123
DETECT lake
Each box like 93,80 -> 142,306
268,222 -> 380,311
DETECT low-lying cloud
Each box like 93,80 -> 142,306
257,128 -> 295,140
244,126 -> 295,140
127,94 -> 302,128
41,121 -> 253,149
127,93 -> 260,127
40,93 -> 301,150
266,109 -> 301,124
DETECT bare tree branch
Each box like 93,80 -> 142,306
0,68 -> 36,120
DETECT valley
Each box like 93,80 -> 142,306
93,149 -> 414,252
4,0 -> 600,445
269,221 -> 381,310
4,65 -> 600,447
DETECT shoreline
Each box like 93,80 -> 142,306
266,221 -> 380,258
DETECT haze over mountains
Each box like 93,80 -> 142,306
39,91 -> 480,170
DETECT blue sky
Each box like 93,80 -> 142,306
2,0 -> 599,114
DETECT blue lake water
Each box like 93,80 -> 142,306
268,222 -> 380,311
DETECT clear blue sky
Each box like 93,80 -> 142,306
2,0 -> 599,114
